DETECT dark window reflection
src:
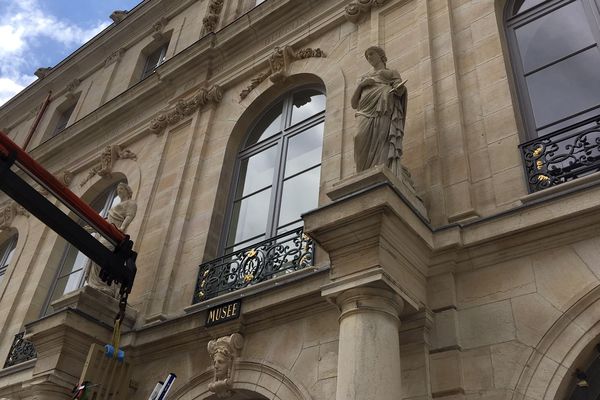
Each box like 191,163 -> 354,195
246,102 -> 283,146
291,90 -> 326,126
526,47 -> 600,129
515,1 -> 595,73
514,0 -> 547,14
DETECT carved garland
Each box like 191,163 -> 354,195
240,45 -> 325,100
149,85 -> 223,134
80,145 -> 137,187
0,202 -> 29,230
152,17 -> 170,41
202,0 -> 225,35
345,0 -> 388,23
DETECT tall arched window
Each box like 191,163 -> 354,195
42,181 -> 124,315
506,0 -> 600,191
0,232 -> 17,285
223,87 -> 325,253
506,0 -> 600,138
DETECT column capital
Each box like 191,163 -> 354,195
335,286 -> 404,324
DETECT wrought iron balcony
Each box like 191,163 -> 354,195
3,332 -> 36,368
520,117 -> 600,192
193,227 -> 315,303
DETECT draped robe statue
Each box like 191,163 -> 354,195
87,182 -> 137,296
351,46 -> 407,177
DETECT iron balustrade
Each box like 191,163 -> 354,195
3,332 -> 36,368
193,227 -> 315,303
520,117 -> 600,192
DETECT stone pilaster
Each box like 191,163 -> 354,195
334,286 -> 404,400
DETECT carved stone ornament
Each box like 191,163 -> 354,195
345,0 -> 388,23
152,17 -> 169,41
80,145 -> 137,187
34,67 -> 52,79
150,85 -> 223,134
201,0 -> 225,35
66,78 -> 81,92
110,10 -> 129,23
105,48 -> 126,67
240,45 -> 325,100
207,333 -> 244,398
39,170 -> 74,196
0,201 -> 29,230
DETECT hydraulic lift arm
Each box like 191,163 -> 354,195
0,131 -> 136,294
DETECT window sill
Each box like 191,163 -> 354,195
520,170 -> 600,205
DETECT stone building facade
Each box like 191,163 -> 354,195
1,0 -> 600,399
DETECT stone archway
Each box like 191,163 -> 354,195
170,359 -> 313,400
512,284 -> 600,400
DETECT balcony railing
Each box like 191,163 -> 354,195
193,227 -> 315,303
520,117 -> 600,192
3,332 -> 36,368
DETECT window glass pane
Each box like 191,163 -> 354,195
514,0 -> 546,14
228,188 -> 272,246
246,102 -> 283,146
236,146 -> 278,197
57,244 -> 88,278
515,1 -> 595,72
278,166 -> 320,228
290,90 -> 326,126
284,123 -> 324,178
52,103 -> 76,136
276,220 -> 304,236
47,271 -> 83,312
526,47 -> 600,129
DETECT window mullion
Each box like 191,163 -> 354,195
265,135 -> 286,238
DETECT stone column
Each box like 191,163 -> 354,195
335,287 -> 404,400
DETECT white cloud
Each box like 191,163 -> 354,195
0,0 -> 109,106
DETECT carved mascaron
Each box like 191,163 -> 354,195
207,333 -> 244,398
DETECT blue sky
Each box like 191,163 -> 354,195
0,0 -> 141,106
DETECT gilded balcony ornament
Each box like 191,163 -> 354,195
193,227 -> 315,302
520,116 -> 600,192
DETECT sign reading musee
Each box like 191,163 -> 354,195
205,300 -> 241,327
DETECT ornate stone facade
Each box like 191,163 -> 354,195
80,145 -> 137,187
0,1 -> 598,400
149,85 -> 223,133
240,45 -> 325,100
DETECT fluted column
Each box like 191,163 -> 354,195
335,286 -> 404,400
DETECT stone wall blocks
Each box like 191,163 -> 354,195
511,293 -> 562,348
458,300 -> 516,349
491,341 -> 533,390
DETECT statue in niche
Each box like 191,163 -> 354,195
87,182 -> 137,296
351,46 -> 408,177
207,333 -> 244,398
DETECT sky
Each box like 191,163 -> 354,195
0,0 -> 141,106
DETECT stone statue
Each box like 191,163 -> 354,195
87,182 -> 137,296
207,333 -> 244,398
351,46 -> 407,177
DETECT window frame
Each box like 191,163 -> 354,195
0,233 -> 18,285
140,42 -> 168,80
505,0 -> 600,140
220,85 -> 326,255
41,182 -> 124,316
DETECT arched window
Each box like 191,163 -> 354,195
0,232 -> 17,285
505,0 -> 600,138
42,181 -> 124,315
223,87 -> 325,253
506,0 -> 600,191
